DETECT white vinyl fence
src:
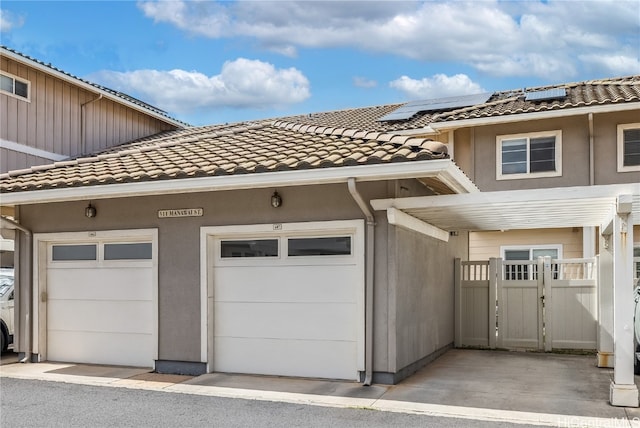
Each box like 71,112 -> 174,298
455,257 -> 597,351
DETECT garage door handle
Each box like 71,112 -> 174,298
40,292 -> 47,302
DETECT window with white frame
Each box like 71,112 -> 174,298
617,123 -> 640,172
496,131 -> 562,180
501,245 -> 561,280
0,71 -> 30,101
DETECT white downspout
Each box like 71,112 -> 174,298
1,216 -> 32,363
347,178 -> 375,386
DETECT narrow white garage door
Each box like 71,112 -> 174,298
208,221 -> 364,380
45,239 -> 155,367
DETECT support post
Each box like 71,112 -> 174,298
454,258 -> 461,348
610,196 -> 638,407
597,245 -> 615,367
543,256 -> 553,352
496,258 -> 504,349
488,258 -> 498,349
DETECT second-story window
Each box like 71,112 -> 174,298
617,123 -> 640,172
496,131 -> 562,180
0,71 -> 30,101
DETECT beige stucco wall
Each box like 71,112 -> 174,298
392,227 -> 468,374
452,109 -> 640,191
13,178 -> 459,378
593,110 -> 640,185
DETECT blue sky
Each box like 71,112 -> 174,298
1,1 -> 639,126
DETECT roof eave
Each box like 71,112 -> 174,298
0,159 -> 478,206
1,47 -> 187,129
430,102 -> 640,131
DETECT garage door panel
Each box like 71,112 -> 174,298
214,265 -> 359,303
44,234 -> 156,368
214,302 -> 357,341
47,330 -> 153,367
209,222 -> 363,380
213,337 -> 357,380
47,268 -> 153,301
47,299 -> 152,334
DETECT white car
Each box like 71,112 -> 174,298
0,269 -> 14,353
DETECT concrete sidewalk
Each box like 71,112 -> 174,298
2,349 -> 639,427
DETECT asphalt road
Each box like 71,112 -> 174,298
1,378 -> 551,428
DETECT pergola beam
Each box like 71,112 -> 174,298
387,207 -> 449,242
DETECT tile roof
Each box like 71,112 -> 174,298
279,75 -> 640,130
1,74 -> 638,195
1,45 -> 189,127
435,75 -> 640,122
0,121 -> 448,193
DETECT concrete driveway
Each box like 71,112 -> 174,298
2,348 -> 639,426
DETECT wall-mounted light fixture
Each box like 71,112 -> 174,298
85,203 -> 97,218
270,191 -> 282,208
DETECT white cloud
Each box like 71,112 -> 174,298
579,53 -> 640,77
353,77 -> 377,88
89,58 -> 310,113
389,74 -> 485,100
137,0 -> 640,80
0,9 -> 24,32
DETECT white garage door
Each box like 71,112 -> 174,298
45,237 -> 156,367
208,221 -> 364,380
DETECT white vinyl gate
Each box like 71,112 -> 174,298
455,257 -> 597,351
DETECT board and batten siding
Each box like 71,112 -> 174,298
0,55 -> 177,173
469,228 -> 583,261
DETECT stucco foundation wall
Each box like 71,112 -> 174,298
391,226 -> 469,373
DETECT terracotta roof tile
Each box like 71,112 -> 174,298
0,117 -> 435,192
2,75 -> 637,194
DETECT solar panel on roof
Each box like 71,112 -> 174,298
377,92 -> 493,122
524,88 -> 566,101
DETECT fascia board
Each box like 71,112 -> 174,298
430,103 -> 640,131
0,159 -> 476,205
1,48 -> 186,128
371,182 -> 640,211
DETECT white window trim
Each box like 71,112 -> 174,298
500,244 -> 563,260
496,130 -> 562,180
617,123 -> 640,173
0,70 -> 31,102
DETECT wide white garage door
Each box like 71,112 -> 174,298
207,221 -> 364,380
45,236 -> 156,367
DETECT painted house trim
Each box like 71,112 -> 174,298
0,159 -> 478,206
0,139 -> 68,162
